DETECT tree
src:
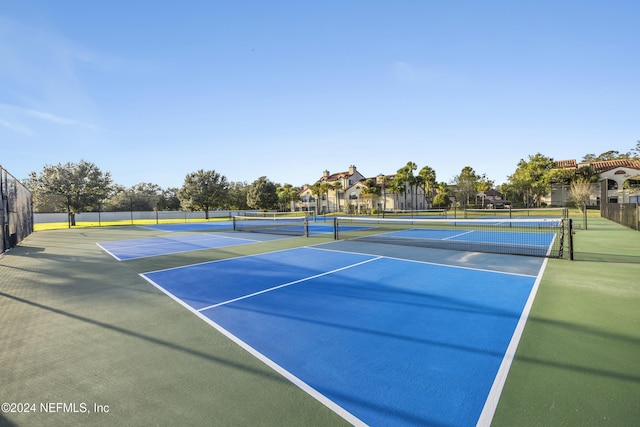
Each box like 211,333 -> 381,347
360,179 -> 381,214
28,160 -> 113,225
581,142 -> 640,161
276,184 -> 300,211
631,140 -> 640,158
376,174 -> 391,212
319,181 -> 333,214
105,182 -> 162,212
387,177 -> 404,211
417,165 -> 437,209
476,174 -> 494,207
178,169 -> 229,219
310,182 -> 322,214
157,187 -> 181,211
570,178 -> 596,212
331,181 -> 343,213
432,182 -> 452,208
507,154 -> 555,207
228,181 -> 250,210
246,176 -> 278,211
395,162 -> 417,210
452,166 -> 479,208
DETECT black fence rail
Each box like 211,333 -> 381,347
601,202 -> 640,231
1,166 -> 34,253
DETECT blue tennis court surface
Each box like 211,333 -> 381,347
98,234 -> 256,260
386,228 -> 556,247
141,246 -> 543,426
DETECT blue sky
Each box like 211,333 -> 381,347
1,1 -> 638,189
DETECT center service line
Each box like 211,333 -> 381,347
197,256 -> 383,312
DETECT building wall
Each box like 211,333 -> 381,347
547,166 -> 640,206
601,167 -> 640,204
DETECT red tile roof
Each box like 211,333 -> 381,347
590,158 -> 640,173
555,158 -> 640,173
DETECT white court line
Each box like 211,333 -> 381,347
197,256 -> 383,312
139,261 -> 370,427
142,246 -> 307,274
96,234 -> 258,261
443,229 -> 475,240
306,245 -> 538,278
95,242 -> 124,261
475,256 -> 550,426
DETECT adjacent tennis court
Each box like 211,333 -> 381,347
141,245 -> 546,426
97,233 -> 257,260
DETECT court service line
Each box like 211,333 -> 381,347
143,247 -> 304,274
305,245 -> 538,278
106,233 -> 233,250
197,256 -> 384,312
442,229 -> 475,240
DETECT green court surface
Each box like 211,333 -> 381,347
1,216 -> 639,426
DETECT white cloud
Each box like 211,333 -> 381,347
0,103 -> 100,131
0,117 -> 34,136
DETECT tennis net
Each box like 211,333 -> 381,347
462,207 -> 568,220
233,215 -> 309,236
333,216 -> 567,258
241,210 -> 316,221
382,208 -> 448,218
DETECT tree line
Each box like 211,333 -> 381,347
27,162 -> 297,225
26,141 -> 640,222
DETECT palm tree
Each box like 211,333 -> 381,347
476,174 -> 494,208
376,174 -> 390,213
433,182 -> 452,209
388,177 -> 403,211
396,162 -> 417,211
360,179 -> 381,214
319,181 -> 332,213
331,181 -> 343,213
310,182 -> 322,214
417,165 -> 437,209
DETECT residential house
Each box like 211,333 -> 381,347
549,158 -> 640,206
477,189 -> 506,208
296,165 -> 429,213
297,165 -> 366,213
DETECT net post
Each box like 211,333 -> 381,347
232,216 -> 237,231
568,218 -> 574,260
304,216 -> 309,237
333,217 -> 338,240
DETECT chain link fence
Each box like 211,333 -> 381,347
1,166 -> 34,253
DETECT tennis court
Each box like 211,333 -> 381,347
141,219 -> 341,236
3,214 -> 638,426
141,245 -> 546,426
